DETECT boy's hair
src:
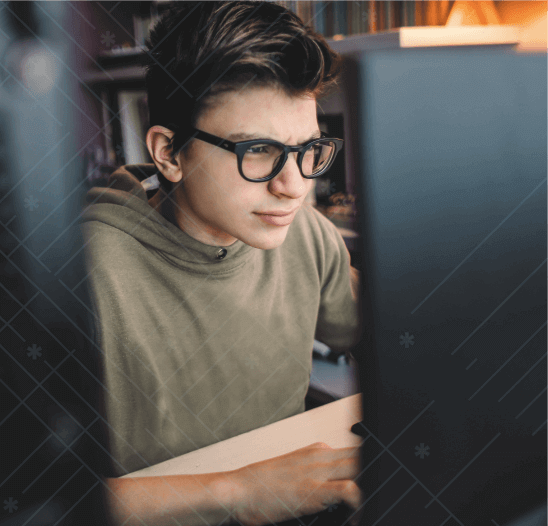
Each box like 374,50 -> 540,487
143,1 -> 341,193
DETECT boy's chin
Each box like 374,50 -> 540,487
245,229 -> 289,250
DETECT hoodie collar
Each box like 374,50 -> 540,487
82,164 -> 257,274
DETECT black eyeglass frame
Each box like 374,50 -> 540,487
166,124 -> 344,183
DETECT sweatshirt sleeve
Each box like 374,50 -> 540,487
310,209 -> 361,353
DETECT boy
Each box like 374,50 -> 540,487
82,2 -> 362,524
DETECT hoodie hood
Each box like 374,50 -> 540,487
81,164 -> 256,273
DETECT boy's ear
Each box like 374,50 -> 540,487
146,126 -> 183,183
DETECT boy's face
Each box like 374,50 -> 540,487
170,85 -> 319,249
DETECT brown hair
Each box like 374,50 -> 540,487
144,1 -> 341,192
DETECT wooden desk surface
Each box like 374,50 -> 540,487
124,393 -> 363,478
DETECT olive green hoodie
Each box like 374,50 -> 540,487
81,164 -> 360,476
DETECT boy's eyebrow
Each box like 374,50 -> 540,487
227,130 -> 322,144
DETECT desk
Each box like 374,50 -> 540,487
121,394 -> 547,526
124,394 -> 364,478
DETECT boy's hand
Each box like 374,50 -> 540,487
230,442 -> 363,526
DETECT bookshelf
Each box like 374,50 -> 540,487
83,24 -> 520,84
276,1 -> 456,37
87,0 -> 535,88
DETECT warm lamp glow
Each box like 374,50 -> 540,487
497,1 -> 546,26
446,2 -> 481,25
444,0 -> 546,50
497,1 -> 547,50
446,1 -> 501,26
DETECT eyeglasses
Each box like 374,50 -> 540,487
166,124 -> 343,182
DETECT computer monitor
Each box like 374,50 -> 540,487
352,46 -> 547,525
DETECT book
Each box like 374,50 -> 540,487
355,1 -> 363,34
386,0 -> 402,29
133,15 -> 153,47
393,1 -> 403,28
324,1 -> 335,37
347,1 -> 361,35
101,91 -> 116,165
118,90 -> 150,165
369,0 -> 377,32
425,0 -> 439,26
333,1 -> 348,36
403,0 -> 415,27
415,0 -> 424,26
297,1 -> 313,28
361,1 -> 370,34
377,0 -> 386,31
295,1 -> 303,21
386,1 -> 394,29
312,1 -> 326,35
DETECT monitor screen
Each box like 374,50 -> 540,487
352,47 -> 546,525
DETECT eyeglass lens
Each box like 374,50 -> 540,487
241,140 -> 336,179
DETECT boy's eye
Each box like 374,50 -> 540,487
246,144 -> 272,154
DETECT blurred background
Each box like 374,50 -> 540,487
0,1 -> 546,524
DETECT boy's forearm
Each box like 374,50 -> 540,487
105,471 -> 239,526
